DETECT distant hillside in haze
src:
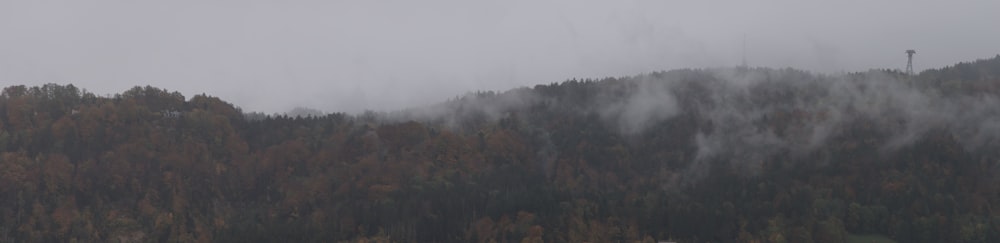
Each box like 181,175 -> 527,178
1,55 -> 1000,242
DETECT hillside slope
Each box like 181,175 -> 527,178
2,56 -> 1000,242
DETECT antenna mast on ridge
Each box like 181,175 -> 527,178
905,49 -> 916,75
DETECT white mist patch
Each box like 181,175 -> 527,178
943,95 -> 1000,151
646,71 -> 926,181
599,78 -> 680,135
373,65 -> 1000,185
677,68 -> 1000,181
386,88 -> 542,130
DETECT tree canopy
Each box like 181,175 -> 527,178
1,56 -> 1000,242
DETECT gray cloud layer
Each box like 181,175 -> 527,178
2,0 -> 999,113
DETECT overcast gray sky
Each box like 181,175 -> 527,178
2,0 -> 999,113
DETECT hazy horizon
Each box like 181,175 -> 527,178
3,0 -> 999,113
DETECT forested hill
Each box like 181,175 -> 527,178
2,56 -> 1000,242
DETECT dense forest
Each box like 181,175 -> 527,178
2,55 -> 1000,242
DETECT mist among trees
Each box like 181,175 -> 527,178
1,55 -> 1000,242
